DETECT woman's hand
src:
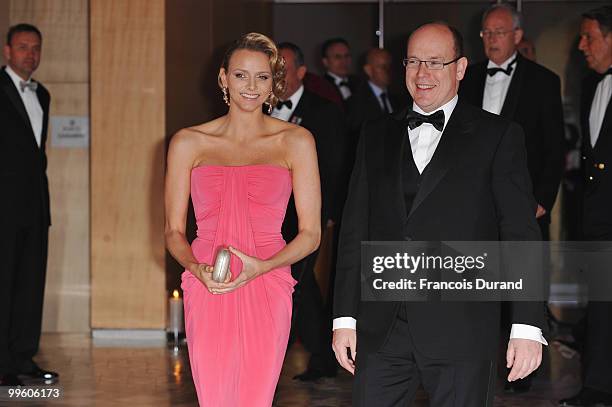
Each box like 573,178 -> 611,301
192,263 -> 232,293
211,246 -> 268,294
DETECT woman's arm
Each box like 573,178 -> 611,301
164,130 -> 213,280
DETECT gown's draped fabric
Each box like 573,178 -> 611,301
182,165 -> 296,406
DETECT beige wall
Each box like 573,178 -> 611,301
0,0 -> 9,64
7,0 -> 90,333
90,0 -> 167,329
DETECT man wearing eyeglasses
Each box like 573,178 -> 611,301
460,4 -> 564,243
332,21 -> 545,406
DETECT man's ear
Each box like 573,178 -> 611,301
297,65 -> 307,81
514,28 -> 524,46
456,56 -> 468,81
3,45 -> 11,62
363,64 -> 372,79
322,57 -> 329,69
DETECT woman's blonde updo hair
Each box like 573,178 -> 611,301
218,32 -> 286,107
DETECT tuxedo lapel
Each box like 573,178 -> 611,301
408,101 -> 472,218
36,82 -> 50,150
499,55 -> 525,119
1,68 -> 35,136
592,95 -> 612,156
388,109 -> 410,223
472,62 -> 487,107
289,91 -> 308,126
365,84 -> 385,114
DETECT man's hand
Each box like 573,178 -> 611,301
332,328 -> 357,375
506,338 -> 542,381
536,204 -> 547,219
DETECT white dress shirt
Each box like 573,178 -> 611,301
589,66 -> 612,147
333,94 -> 548,346
5,65 -> 43,147
368,81 -> 393,114
409,95 -> 457,173
327,71 -> 352,100
482,52 -> 517,115
271,84 -> 304,122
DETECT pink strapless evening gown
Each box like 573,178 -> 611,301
181,164 -> 297,407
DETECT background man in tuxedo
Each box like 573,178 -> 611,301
346,48 -> 401,166
274,42 -> 348,381
559,6 -> 612,407
0,24 -> 57,386
460,3 -> 564,241
332,22 -> 546,406
459,4 -> 564,394
321,38 -> 359,103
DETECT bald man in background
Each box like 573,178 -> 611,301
346,48 -> 402,168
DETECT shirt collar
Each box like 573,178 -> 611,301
367,80 -> 386,98
327,71 -> 348,85
412,94 -> 458,131
283,84 -> 304,108
5,65 -> 34,92
487,52 -> 518,70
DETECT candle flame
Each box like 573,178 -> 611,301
173,289 -> 180,299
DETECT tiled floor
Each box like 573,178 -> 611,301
2,329 -> 582,406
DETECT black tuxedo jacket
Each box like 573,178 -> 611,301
281,89 -> 349,241
324,73 -> 360,104
0,67 -> 51,227
460,54 -> 564,220
346,81 -> 401,133
333,100 -> 543,362
580,72 -> 612,239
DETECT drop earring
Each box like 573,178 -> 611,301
222,87 -> 230,106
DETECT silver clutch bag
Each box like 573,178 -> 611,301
212,248 -> 231,283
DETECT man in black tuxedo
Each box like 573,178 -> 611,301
559,6 -> 612,407
274,42 -> 348,381
0,24 -> 57,386
460,3 -> 564,241
346,48 -> 401,165
332,23 -> 546,406
321,38 -> 360,104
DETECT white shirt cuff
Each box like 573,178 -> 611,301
333,317 -> 356,330
510,323 -> 548,345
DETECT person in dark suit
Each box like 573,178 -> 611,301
273,42 -> 349,381
332,22 -> 546,406
346,48 -> 401,168
0,24 -> 58,386
460,3 -> 564,241
460,4 -> 564,394
559,6 -> 612,407
321,38 -> 360,103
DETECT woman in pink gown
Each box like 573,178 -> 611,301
164,33 -> 321,406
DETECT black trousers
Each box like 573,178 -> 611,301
583,301 -> 612,392
0,221 -> 49,375
290,248 -> 336,372
353,304 -> 496,407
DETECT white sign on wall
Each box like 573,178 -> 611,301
51,116 -> 89,148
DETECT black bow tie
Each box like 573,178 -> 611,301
487,57 -> 517,77
600,68 -> 612,80
276,99 -> 293,110
338,80 -> 350,88
406,109 -> 445,132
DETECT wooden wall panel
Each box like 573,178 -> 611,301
90,0 -> 166,329
9,0 -> 90,332
0,0 -> 9,64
